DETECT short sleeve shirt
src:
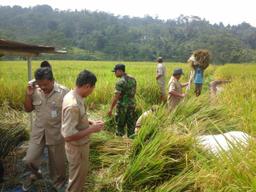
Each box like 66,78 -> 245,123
156,63 -> 166,77
115,74 -> 137,107
156,63 -> 166,84
194,66 -> 203,84
167,76 -> 182,109
31,83 -> 69,145
61,90 -> 90,146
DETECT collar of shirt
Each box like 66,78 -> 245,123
43,82 -> 61,98
73,90 -> 84,105
171,76 -> 178,82
168,76 -> 177,86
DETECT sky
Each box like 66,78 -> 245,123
0,0 -> 255,27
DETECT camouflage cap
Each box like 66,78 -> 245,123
112,64 -> 125,72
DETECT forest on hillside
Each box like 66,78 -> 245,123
1,5 -> 256,63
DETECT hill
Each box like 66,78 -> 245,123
1,5 -> 256,63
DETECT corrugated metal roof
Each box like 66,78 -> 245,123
0,39 -> 66,56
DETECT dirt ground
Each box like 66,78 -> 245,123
0,142 -> 59,192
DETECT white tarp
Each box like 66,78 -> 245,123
197,131 -> 250,155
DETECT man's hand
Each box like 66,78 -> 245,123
26,84 -> 35,96
186,83 -> 191,90
108,109 -> 113,117
64,120 -> 104,142
24,83 -> 36,112
90,121 -> 104,133
181,93 -> 186,98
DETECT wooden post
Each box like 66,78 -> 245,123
27,57 -> 33,130
27,57 -> 32,81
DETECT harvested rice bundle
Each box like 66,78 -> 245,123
0,103 -> 28,159
0,122 -> 28,159
97,137 -> 132,165
187,49 -> 210,70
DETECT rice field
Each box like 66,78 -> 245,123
0,60 -> 216,110
0,60 -> 256,191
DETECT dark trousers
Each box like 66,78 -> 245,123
195,83 -> 203,96
115,106 -> 136,137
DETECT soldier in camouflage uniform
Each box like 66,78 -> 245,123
108,64 -> 137,137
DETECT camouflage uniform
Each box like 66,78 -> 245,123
115,74 -> 137,137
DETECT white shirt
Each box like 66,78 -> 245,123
156,63 -> 166,80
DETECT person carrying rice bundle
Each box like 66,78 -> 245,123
187,49 -> 210,96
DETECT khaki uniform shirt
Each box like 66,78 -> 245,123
31,83 -> 69,145
61,90 -> 90,146
156,63 -> 166,86
167,76 -> 182,110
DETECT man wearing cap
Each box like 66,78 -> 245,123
156,57 -> 166,101
167,68 -> 188,111
108,64 -> 137,137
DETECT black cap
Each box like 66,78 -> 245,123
173,68 -> 184,76
112,64 -> 125,72
157,57 -> 163,63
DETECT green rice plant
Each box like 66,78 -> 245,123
1,60 -> 256,191
96,137 -> 132,167
122,131 -> 194,191
214,64 -> 256,80
154,169 -> 198,192
168,95 -> 238,135
130,106 -> 167,159
0,60 -> 207,110
116,92 -> 241,191
192,137 -> 256,192
218,78 -> 256,133
89,133 -> 132,191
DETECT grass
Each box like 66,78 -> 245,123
0,60 -> 256,191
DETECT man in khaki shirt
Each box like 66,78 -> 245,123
62,70 -> 104,192
156,57 -> 166,101
167,68 -> 188,111
23,67 -> 69,191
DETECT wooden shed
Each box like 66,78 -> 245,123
0,39 -> 66,80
